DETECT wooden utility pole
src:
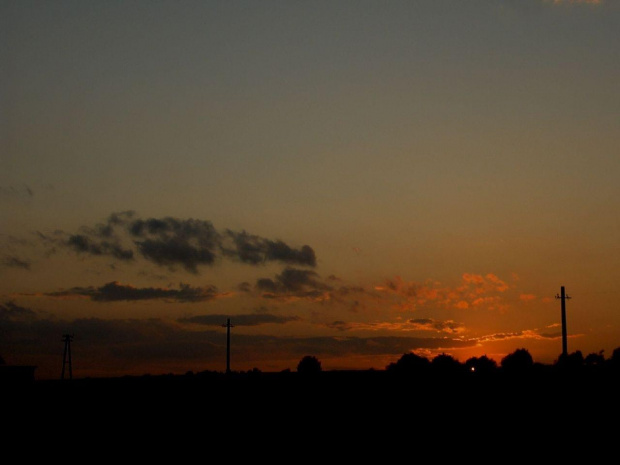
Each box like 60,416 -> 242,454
222,318 -> 234,374
555,286 -> 571,357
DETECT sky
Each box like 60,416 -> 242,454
2,0 -> 619,380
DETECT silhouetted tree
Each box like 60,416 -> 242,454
386,352 -> 431,374
584,351 -> 605,367
465,355 -> 498,375
297,355 -> 322,374
555,350 -> 584,371
431,353 -> 463,375
609,347 -> 620,370
501,348 -> 533,373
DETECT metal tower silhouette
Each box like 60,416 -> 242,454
555,286 -> 571,357
222,318 -> 234,374
61,334 -> 73,380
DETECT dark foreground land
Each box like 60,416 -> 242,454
9,366 -> 620,415
5,367 -> 620,455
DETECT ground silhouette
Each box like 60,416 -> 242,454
4,347 -> 620,430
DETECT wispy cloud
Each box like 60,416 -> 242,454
255,267 -> 332,301
1,255 -> 31,270
372,273 -> 514,312
179,313 -> 300,326
476,328 -> 562,343
40,281 -> 229,303
325,318 -> 467,334
0,184 -> 33,201
408,318 -> 466,334
0,301 -> 38,321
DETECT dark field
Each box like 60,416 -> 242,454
5,367 -> 619,455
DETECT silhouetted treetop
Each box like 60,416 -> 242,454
465,355 -> 498,374
610,347 -> 620,368
584,351 -> 605,367
431,353 -> 463,374
501,348 -> 533,372
386,352 -> 431,374
556,350 -> 585,370
297,355 -> 321,374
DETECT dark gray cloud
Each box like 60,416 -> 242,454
0,301 -> 38,321
45,211 -> 315,273
44,281 -> 226,303
326,320 -> 351,331
256,267 -> 331,298
128,216 -> 219,273
237,282 -> 252,293
67,234 -> 134,261
179,313 -> 300,326
221,230 -> 316,265
2,255 -> 31,270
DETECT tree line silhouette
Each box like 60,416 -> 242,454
5,346 -> 620,426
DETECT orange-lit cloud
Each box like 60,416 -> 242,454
408,318 -> 466,334
476,328 -> 561,343
520,294 -> 537,301
323,317 -> 466,335
373,273 -> 515,312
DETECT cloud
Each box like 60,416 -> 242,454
0,301 -> 38,321
0,184 -> 33,201
476,329 -> 561,343
179,313 -> 300,326
326,320 -> 353,331
1,255 -> 31,270
43,281 -> 229,303
67,234 -> 134,261
43,212 -> 316,273
222,230 -> 316,266
408,318 -> 466,334
372,273 -> 514,312
256,267 -> 332,300
319,317 -> 467,334
463,273 -> 509,293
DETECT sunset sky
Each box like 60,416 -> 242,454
2,0 -> 619,380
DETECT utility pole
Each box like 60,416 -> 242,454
555,286 -> 571,357
221,318 -> 234,374
61,334 -> 73,380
